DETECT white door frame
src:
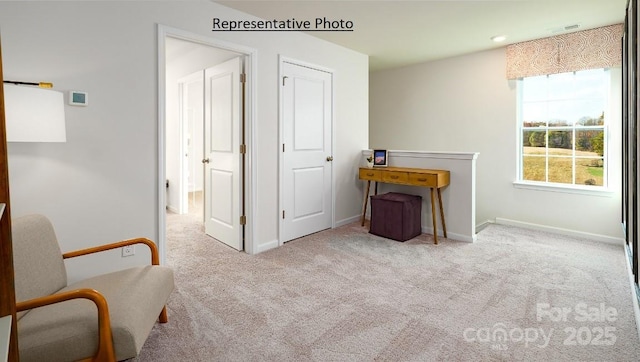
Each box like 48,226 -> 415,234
278,55 -> 336,246
158,24 -> 258,261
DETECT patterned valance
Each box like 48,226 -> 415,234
506,24 -> 624,79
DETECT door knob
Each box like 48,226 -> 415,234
326,156 -> 334,162
202,158 -> 210,164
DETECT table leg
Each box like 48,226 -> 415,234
430,187 -> 438,245
361,180 -> 371,226
437,188 -> 447,238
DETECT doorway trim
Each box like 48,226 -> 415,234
277,55 -> 336,246
158,24 -> 258,261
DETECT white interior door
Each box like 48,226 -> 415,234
281,61 -> 333,242
204,57 -> 243,250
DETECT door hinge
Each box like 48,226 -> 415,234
240,144 -> 247,154
282,143 -> 285,152
240,215 -> 247,225
240,73 -> 246,83
282,76 -> 288,86
282,210 -> 285,219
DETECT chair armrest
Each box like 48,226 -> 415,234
62,237 -> 159,265
16,288 -> 116,362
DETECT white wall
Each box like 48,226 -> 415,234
0,1 -> 368,282
370,48 -> 623,242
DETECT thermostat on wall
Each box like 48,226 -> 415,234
69,90 -> 88,106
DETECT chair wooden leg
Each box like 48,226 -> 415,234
159,306 -> 168,323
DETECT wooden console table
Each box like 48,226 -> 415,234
359,167 -> 450,244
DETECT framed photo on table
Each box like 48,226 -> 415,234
373,149 -> 388,167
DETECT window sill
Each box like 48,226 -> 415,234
513,181 -> 614,197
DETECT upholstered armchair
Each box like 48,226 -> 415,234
12,214 -> 174,361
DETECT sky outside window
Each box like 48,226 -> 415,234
522,69 -> 606,126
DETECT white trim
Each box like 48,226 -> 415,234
381,149 -> 479,160
278,57 -> 282,247
495,217 -> 624,245
278,56 -> 336,247
330,215 -> 478,241
245,52 -> 259,255
157,26 -> 168,265
623,245 -> 640,345
256,239 -> 279,254
166,205 -> 179,214
331,70 -> 336,230
420,226 -> 476,243
278,55 -> 284,247
281,56 -> 334,74
336,215 -> 360,228
157,24 -> 259,258
475,220 -> 493,233
513,180 -> 614,197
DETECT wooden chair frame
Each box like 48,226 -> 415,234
15,237 -> 168,362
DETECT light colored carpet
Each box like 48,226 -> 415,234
137,207 -> 640,361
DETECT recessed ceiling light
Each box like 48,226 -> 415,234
491,35 -> 507,43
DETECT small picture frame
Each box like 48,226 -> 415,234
373,149 -> 388,167
69,90 -> 88,106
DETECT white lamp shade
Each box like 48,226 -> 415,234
4,83 -> 66,142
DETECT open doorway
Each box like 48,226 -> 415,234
175,69 -> 204,216
166,39 -> 241,214
158,25 -> 257,259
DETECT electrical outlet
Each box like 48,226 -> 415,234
122,245 -> 135,257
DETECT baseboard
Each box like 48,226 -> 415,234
335,214 -> 361,228
475,220 -> 493,233
166,205 -> 179,214
420,226 -> 476,243
348,218 -> 476,243
623,245 -> 640,345
256,239 -> 279,253
495,217 -> 625,245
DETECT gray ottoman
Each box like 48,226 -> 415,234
370,192 -> 422,241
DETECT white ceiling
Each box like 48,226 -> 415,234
214,0 -> 627,72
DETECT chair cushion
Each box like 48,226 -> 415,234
12,214 -> 67,320
18,265 -> 174,362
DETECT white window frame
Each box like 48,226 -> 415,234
514,68 -> 614,197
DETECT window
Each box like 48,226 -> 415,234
518,68 -> 609,188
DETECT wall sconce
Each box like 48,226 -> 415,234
3,81 -> 66,142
